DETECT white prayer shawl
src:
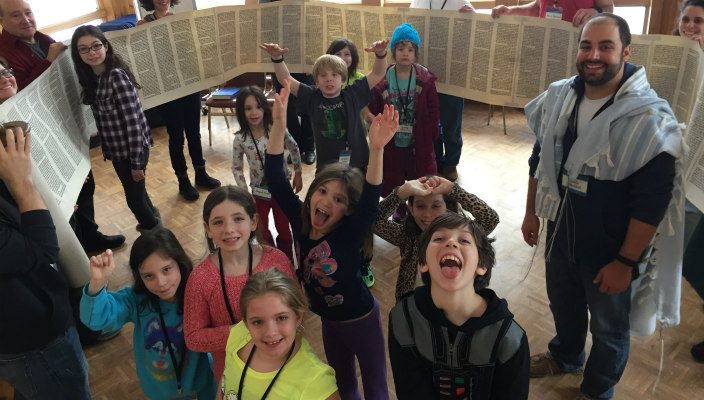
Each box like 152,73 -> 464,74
525,66 -> 687,336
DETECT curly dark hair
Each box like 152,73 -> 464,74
417,213 -> 496,291
71,25 -> 141,105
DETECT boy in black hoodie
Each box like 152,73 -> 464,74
389,213 -> 529,399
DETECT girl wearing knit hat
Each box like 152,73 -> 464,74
367,23 -> 440,199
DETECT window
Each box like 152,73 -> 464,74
614,6 -> 647,34
49,19 -> 104,42
33,0 -> 98,29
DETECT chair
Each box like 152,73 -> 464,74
487,104 -> 507,135
205,72 -> 274,146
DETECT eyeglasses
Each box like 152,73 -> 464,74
78,43 -> 105,54
0,68 -> 14,78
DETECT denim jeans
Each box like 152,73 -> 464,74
545,246 -> 631,399
0,325 -> 91,400
112,148 -> 159,229
158,92 -> 205,176
435,93 -> 464,169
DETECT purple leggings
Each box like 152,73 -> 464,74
321,298 -> 389,400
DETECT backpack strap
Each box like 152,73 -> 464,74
489,318 -> 513,363
491,318 -> 526,364
390,296 -> 435,362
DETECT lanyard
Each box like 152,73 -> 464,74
429,0 -> 448,10
155,301 -> 185,392
218,244 -> 253,324
393,65 -> 415,120
237,340 -> 296,400
249,129 -> 268,174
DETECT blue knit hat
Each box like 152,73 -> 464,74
390,23 -> 420,51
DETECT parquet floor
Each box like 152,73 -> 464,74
29,101 -> 704,399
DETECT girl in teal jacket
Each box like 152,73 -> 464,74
80,228 -> 216,400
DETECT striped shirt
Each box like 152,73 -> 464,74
91,68 -> 153,170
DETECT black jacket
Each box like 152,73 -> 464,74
389,286 -> 529,400
0,182 -> 71,353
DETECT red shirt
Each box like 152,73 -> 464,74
539,0 -> 596,22
0,29 -> 54,90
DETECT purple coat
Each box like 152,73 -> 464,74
369,63 -> 440,196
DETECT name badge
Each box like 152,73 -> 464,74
252,184 -> 271,200
394,125 -> 413,148
339,149 -> 351,166
545,8 -> 563,20
397,124 -> 413,133
561,171 -> 588,196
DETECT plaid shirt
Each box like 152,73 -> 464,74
91,68 -> 153,170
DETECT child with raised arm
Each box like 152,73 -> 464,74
265,79 -> 398,400
81,229 -> 217,400
260,38 -> 389,171
388,213 -> 529,400
374,176 -> 499,301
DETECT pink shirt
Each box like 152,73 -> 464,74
539,0 -> 596,22
183,245 -> 296,381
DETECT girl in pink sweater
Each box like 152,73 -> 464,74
183,185 -> 296,381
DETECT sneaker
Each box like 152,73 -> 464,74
361,261 -> 374,287
529,352 -> 582,378
691,341 -> 704,363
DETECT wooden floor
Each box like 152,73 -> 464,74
43,101 -> 704,399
